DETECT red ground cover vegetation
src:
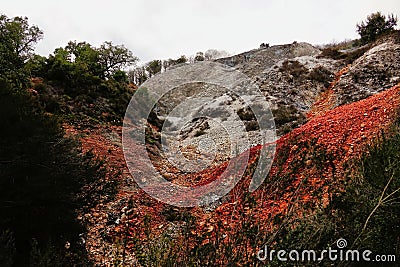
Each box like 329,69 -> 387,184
65,82 -> 400,263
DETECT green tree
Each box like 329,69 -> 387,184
97,41 -> 138,78
175,55 -> 187,64
112,69 -> 128,83
46,45 -> 101,92
45,47 -> 76,87
66,41 -> 103,77
0,79 -> 114,265
146,59 -> 162,77
46,40 -> 137,88
0,14 -> 43,88
25,54 -> 47,78
194,51 -> 205,62
162,55 -> 187,72
357,12 -> 397,44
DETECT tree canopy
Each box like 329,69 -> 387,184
0,14 -> 118,265
357,12 -> 397,44
0,15 -> 43,87
45,40 -> 138,83
98,41 -> 139,78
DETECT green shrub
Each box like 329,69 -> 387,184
318,47 -> 343,60
357,12 -> 397,44
274,121 -> 400,264
343,45 -> 371,64
0,80 -> 115,265
272,104 -> 300,126
308,66 -> 333,88
279,60 -> 308,79
318,45 -> 371,64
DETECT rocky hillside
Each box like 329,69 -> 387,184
335,32 -> 400,105
2,12 -> 399,266
65,31 -> 400,266
215,32 -> 400,135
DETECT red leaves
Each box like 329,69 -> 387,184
308,65 -> 351,119
197,83 -> 400,245
64,83 -> 400,264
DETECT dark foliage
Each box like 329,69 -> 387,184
308,66 -> 334,88
0,80 -> 115,266
274,121 -> 400,266
357,12 -> 397,44
279,60 -> 308,79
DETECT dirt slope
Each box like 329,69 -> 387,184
63,33 -> 400,265
66,82 -> 399,265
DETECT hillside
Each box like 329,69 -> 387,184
1,12 -> 400,266
69,83 -> 400,266
58,32 -> 400,265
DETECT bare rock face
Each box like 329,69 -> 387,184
335,32 -> 400,105
216,33 -> 400,135
151,32 -> 400,145
138,33 -> 400,202
216,42 -> 322,77
154,83 -> 275,171
218,41 -> 343,135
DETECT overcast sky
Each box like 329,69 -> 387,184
2,0 -> 399,63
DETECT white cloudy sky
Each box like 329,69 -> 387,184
2,0 -> 399,63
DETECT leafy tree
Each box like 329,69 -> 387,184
44,40 -> 138,100
45,47 -> 75,87
194,51 -> 205,62
0,14 -> 43,88
25,54 -> 47,78
45,45 -> 101,93
112,69 -> 128,83
66,41 -> 103,77
97,41 -> 138,78
146,59 -> 162,77
0,80 -> 114,265
357,12 -> 397,44
161,55 -> 187,72
46,41 -> 101,83
174,55 -> 187,64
